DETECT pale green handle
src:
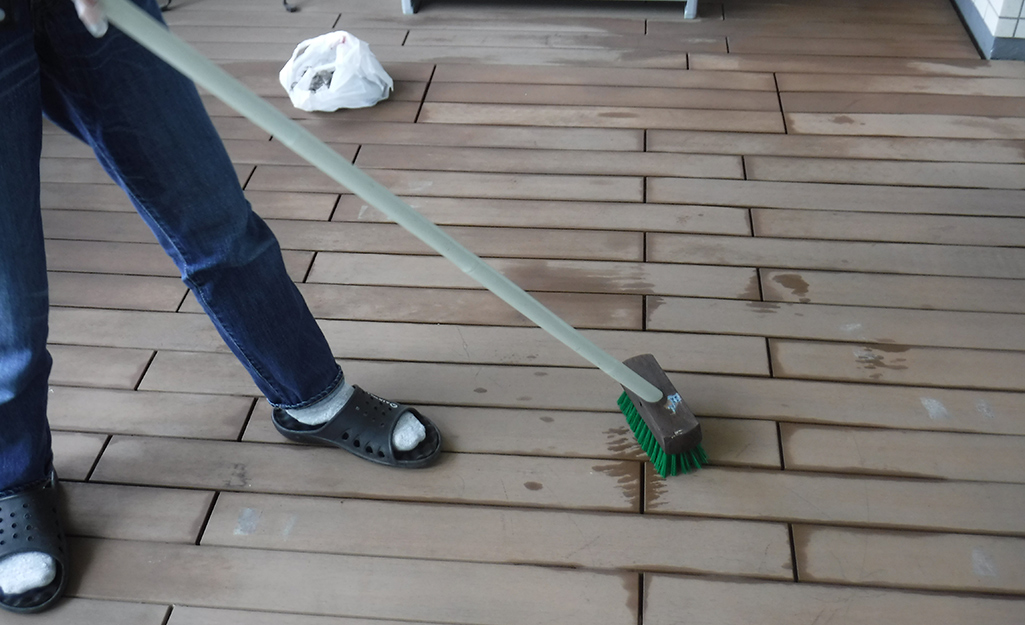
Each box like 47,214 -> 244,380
99,0 -> 664,403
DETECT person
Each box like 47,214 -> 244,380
0,0 -> 442,613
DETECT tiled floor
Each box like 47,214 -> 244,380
21,0 -> 1025,623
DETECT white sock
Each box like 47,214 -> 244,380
0,552 -> 56,596
285,381 -> 426,452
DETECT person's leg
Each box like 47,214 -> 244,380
0,0 -> 64,612
34,0 -> 430,450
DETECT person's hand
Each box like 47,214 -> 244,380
71,0 -> 108,37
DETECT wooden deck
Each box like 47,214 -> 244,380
23,0 -> 1025,622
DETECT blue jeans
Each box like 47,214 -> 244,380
0,0 -> 341,493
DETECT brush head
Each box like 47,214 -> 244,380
620,354 -> 701,456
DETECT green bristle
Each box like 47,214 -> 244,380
617,391 -> 706,478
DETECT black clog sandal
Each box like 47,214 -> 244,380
0,471 -> 69,614
272,386 -> 442,468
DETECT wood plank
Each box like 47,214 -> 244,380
215,61 -> 436,97
425,82 -> 779,110
43,238 -> 333,282
176,282 -> 643,329
793,525 -> 1025,594
168,606 -> 452,625
419,103 -> 786,132
777,74 -> 1025,97
761,269 -> 1025,314
48,344 -> 154,390
246,190 -> 339,221
648,178 -> 1025,217
786,113 -> 1025,139
647,129 -> 1025,163
331,195 -> 752,234
644,467 -> 1025,534
752,210 -> 1025,246
644,575 -> 1025,625
781,92 -> 1025,117
722,4 -> 959,25
52,432 -> 107,481
355,144 -> 745,179
646,296 -> 1025,351
66,307 -> 764,375
309,253 -> 761,300
203,492 -> 792,577
64,482 -> 214,544
647,233 -> 1025,279
375,45 -> 699,70
248,166 -> 646,204
431,64 -> 776,90
41,182 -> 135,212
268,219 -> 645,261
726,35 -> 978,59
210,117 -> 272,141
48,272 -> 187,312
220,138 -> 359,167
69,538 -> 637,625
5,598 -> 168,625
781,424 -> 1025,483
295,119 -> 644,151
47,386 -> 252,440
405,29 -> 726,53
746,157 -> 1025,189
171,24 -> 403,45
243,401 -> 783,468
649,19 -> 972,41
162,8 -> 337,27
91,436 -> 642,512
690,52 -> 1025,77
203,91 -> 421,121
137,353 -> 1025,436
769,339 -> 1025,391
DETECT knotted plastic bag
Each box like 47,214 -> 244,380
279,31 -> 393,112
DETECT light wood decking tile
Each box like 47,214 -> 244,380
782,424 -> 1025,483
770,339 -> 1025,390
167,606 -> 451,625
404,29 -> 727,53
786,113 -> 1025,139
64,482 -> 214,544
793,525 -> 1025,594
777,74 -> 1025,96
308,252 -> 760,299
647,178 -> 1025,216
643,576 -> 1025,625
52,432 -> 107,481
243,401 -> 782,468
69,538 -> 637,625
2,599 -> 168,625
202,492 -> 792,577
646,296 -> 1025,351
92,436 -> 642,512
746,157 -> 1025,189
752,210 -> 1025,246
760,270 -> 1025,314
48,272 -> 187,312
355,144 -> 745,179
647,129 -> 1025,163
690,52 -> 1025,77
331,196 -> 752,234
419,103 -> 786,132
644,467 -> 1025,534
431,64 -> 776,90
248,166 -> 645,203
48,345 -> 154,390
425,82 -> 779,110
647,233 -> 1025,279
780,92 -> 1025,117
47,386 -> 251,440
296,120 -> 644,151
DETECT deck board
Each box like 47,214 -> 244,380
31,0 -> 1025,618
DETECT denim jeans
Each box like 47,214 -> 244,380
0,0 -> 342,493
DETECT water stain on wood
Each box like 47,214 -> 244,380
646,473 -> 668,510
540,416 -> 555,423
591,462 -> 641,510
524,481 -> 544,491
604,426 -> 643,458
772,273 -> 811,302
747,301 -> 781,314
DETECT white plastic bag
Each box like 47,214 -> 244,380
279,31 -> 393,112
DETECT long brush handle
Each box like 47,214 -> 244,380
99,0 -> 664,403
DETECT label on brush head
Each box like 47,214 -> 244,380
665,392 -> 682,414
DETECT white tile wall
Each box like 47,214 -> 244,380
970,0 -> 1025,37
